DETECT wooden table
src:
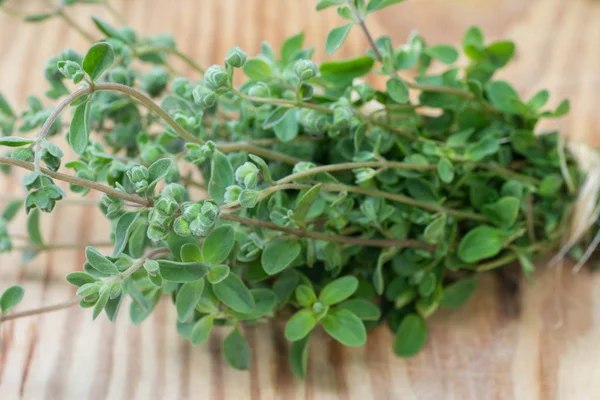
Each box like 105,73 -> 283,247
1,0 -> 600,398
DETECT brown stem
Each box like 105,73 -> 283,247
0,298 -> 79,323
220,213 -> 434,250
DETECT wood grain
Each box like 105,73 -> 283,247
1,0 -> 600,399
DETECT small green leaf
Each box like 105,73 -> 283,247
112,211 -> 140,256
0,92 -> 15,117
66,271 -> 98,287
316,0 -> 344,10
285,308 -> 317,341
92,286 -> 110,320
457,226 -> 503,263
83,42 -> 115,81
487,80 -> 523,114
0,285 -> 25,314
539,174 -> 563,197
68,101 -> 91,155
325,23 -> 353,54
320,56 -> 374,85
425,45 -> 459,64
2,200 -> 21,222
157,260 -> 208,282
423,214 -> 446,244
261,239 -> 301,275
248,154 -> 274,184
148,158 -> 172,184
437,158 -> 454,183
394,314 -> 428,357
130,288 -> 161,324
85,247 -> 119,275
294,184 -> 322,226
289,335 -> 310,379
367,0 -> 405,13
319,276 -> 358,305
91,16 -> 129,43
213,273 -> 255,313
440,277 -> 478,309
223,328 -> 252,370
209,150 -> 234,204
242,57 -> 272,80
281,32 -> 304,65
321,308 -> 366,347
176,279 -> 205,322
485,40 -> 515,68
207,264 -> 230,284
295,285 -> 317,307
273,109 -> 299,142
190,315 -> 214,345
386,77 -> 410,104
263,107 -> 291,130
0,136 -> 35,147
202,225 -> 235,264
465,136 -> 499,161
180,243 -> 203,263
24,13 -> 53,22
228,288 -> 277,320
27,209 -> 43,245
104,293 -> 122,323
337,298 -> 381,321
482,197 -> 520,228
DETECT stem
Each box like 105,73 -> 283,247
55,9 -> 95,43
0,298 -> 79,323
120,247 -> 170,279
218,142 -> 302,165
11,242 -> 114,252
472,162 -> 541,185
220,213 -> 433,250
275,161 -> 435,185
134,46 -> 205,74
0,157 -> 151,207
476,242 -> 551,272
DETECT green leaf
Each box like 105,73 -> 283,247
190,315 -> 214,345
394,314 -> 428,357
91,16 -> 129,43
130,288 -> 161,324
289,335 -> 310,379
539,174 -> 563,197
319,276 -> 358,305
148,158 -> 172,184
0,136 -> 35,147
367,0 -> 405,13
242,57 -> 272,80
281,32 -> 304,65
83,42 -> 115,82
386,77 -> 410,104
263,107 -> 291,130
273,109 -> 298,142
437,157 -> 454,183
228,288 -> 277,320
320,56 -> 374,85
261,239 -> 301,275
92,286 -> 110,320
222,328 -> 252,370
104,293 -> 122,322
2,200 -> 21,222
321,308 -> 366,347
0,92 -> 15,117
440,277 -> 478,309
295,285 -> 317,307
285,308 -> 317,341
517,253 -> 535,283
68,101 -> 91,155
463,26 -> 484,51
157,260 -> 208,282
112,212 -> 140,256
85,246 -> 119,275
27,209 -> 43,245
423,214 -> 446,244
209,150 -> 234,204
482,197 -> 520,228
325,23 -> 353,54
485,40 -> 515,68
176,279 -> 205,322
66,271 -> 98,287
457,226 -> 503,263
0,285 -> 24,314
248,154 -> 274,184
487,80 -> 523,114
180,243 -> 203,262
24,13 -> 53,22
207,264 -> 230,284
465,136 -> 499,161
202,225 -> 235,264
213,273 -> 255,313
294,184 -> 321,226
425,44 -> 459,64
316,0 -> 345,10
337,298 -> 381,321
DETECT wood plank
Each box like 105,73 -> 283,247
1,0 -> 600,398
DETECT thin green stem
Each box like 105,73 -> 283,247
134,46 -> 205,74
120,247 -> 170,279
471,161 -> 541,185
0,298 -> 80,323
0,156 -> 152,207
220,213 -> 433,250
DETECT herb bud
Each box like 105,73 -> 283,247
147,223 -> 169,241
203,65 -> 229,91
248,82 -> 270,105
127,165 -> 150,192
224,185 -> 242,203
192,84 -> 217,109
171,77 -> 193,98
141,68 -> 170,97
155,196 -> 179,216
235,162 -> 259,189
225,46 -> 247,68
161,183 -> 186,203
57,60 -> 84,84
294,59 -> 318,81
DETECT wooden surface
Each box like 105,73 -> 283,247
1,0 -> 600,398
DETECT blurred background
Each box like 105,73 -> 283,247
1,0 -> 600,399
